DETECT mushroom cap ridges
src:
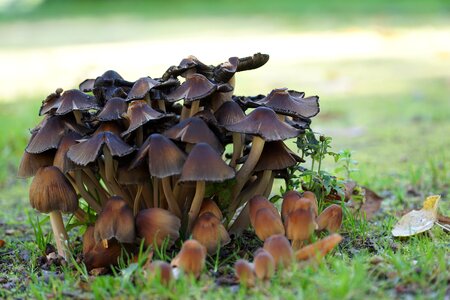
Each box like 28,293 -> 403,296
179,143 -> 235,182
94,196 -> 135,244
135,208 -> 181,247
224,107 -> 300,141
192,212 -> 230,253
29,166 -> 78,213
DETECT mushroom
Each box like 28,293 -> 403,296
97,97 -> 128,122
252,208 -> 285,241
224,107 -> 300,214
17,150 -> 55,178
234,259 -> 255,287
316,204 -> 343,233
285,202 -> 317,250
178,143 -> 234,230
145,260 -> 174,287
281,190 -> 302,221
199,199 -> 223,220
82,226 -> 96,255
263,234 -> 293,268
253,248 -> 275,281
52,89 -> 100,124
29,166 -> 78,258
295,233 -> 343,261
84,238 -> 123,271
135,208 -> 180,248
171,239 -> 206,279
94,196 -> 135,248
191,212 -> 230,254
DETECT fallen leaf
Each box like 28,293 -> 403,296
360,187 -> 384,219
0,240 -> 4,248
392,195 -> 441,237
437,213 -> 450,224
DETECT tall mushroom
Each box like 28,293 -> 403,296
29,166 -> 78,259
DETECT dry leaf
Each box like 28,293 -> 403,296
295,233 -> 343,261
0,240 -> 5,248
360,187 -> 383,219
392,195 -> 441,237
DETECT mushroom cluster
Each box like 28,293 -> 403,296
19,53 -> 324,268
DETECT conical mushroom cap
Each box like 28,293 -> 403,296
281,190 -> 302,221
253,248 -> 275,281
67,131 -> 134,166
171,239 -> 206,279
253,141 -> 297,172
214,100 -> 245,126
295,233 -> 343,261
163,117 -> 224,153
17,150 -> 55,178
249,195 -> 280,226
252,208 -> 285,241
121,100 -> 173,136
53,131 -> 82,173
256,88 -> 319,118
224,107 -> 300,141
39,88 -> 63,116
54,89 -> 99,115
191,212 -> 230,254
126,77 -> 161,101
199,199 -> 223,220
179,143 -> 235,182
130,133 -> 186,178
97,97 -> 127,121
317,204 -> 343,233
165,74 -> 224,102
94,196 -> 135,244
29,166 -> 78,213
234,259 -> 256,287
213,56 -> 238,83
285,208 -> 316,242
135,208 -> 181,247
263,234 -> 293,268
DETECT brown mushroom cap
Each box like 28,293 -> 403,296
135,208 -> 181,248
121,100 -> 173,136
281,190 -> 302,221
29,166 -> 78,213
146,260 -> 174,287
199,199 -> 223,220
171,239 -> 206,279
179,143 -> 235,183
255,88 -> 319,118
165,74 -> 220,103
17,150 -> 55,178
94,196 -> 135,244
126,77 -> 161,101
163,117 -> 224,153
253,141 -> 297,172
192,212 -> 230,254
130,133 -> 186,178
285,208 -> 316,242
263,234 -> 293,268
214,100 -> 245,126
249,195 -> 280,226
39,88 -> 63,116
54,89 -> 99,115
97,97 -> 128,121
25,116 -> 68,154
213,56 -> 239,83
252,207 -> 285,241
53,131 -> 82,173
67,131 -> 134,166
234,259 -> 256,287
84,238 -> 123,271
316,204 -> 343,233
295,233 -> 343,261
253,248 -> 275,281
235,53 -> 270,72
224,107 -> 300,141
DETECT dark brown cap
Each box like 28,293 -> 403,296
84,238 -> 123,271
53,131 -> 82,173
214,100 -> 245,126
257,88 -> 319,118
191,212 -> 230,254
224,107 -> 300,141
39,88 -> 63,116
179,143 -> 234,182
29,166 -> 78,213
126,77 -> 179,101
163,117 -> 224,153
17,150 -> 55,178
130,133 -> 186,178
54,89 -> 99,115
97,97 -> 127,121
235,53 -> 270,72
253,141 -> 297,172
94,196 -> 135,244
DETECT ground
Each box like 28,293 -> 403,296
0,1 -> 449,299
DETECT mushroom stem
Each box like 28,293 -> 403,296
153,177 -> 159,208
103,146 -> 115,184
292,240 -> 304,251
230,132 -> 244,168
263,173 -> 275,198
162,177 -> 182,218
157,100 -> 166,112
81,171 -> 109,205
73,110 -> 83,125
188,180 -> 206,231
189,101 -> 200,117
136,127 -> 144,147
74,208 -> 88,223
229,136 -> 265,213
180,105 -> 190,121
74,170 -> 102,213
133,184 -> 144,215
49,210 -> 69,259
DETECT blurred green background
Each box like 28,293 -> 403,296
0,0 -> 449,196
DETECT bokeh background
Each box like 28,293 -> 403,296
0,0 -> 449,199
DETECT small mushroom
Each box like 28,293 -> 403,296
94,196 -> 135,247
263,234 -> 293,268
171,239 -> 206,279
295,233 -> 343,261
84,238 -> 123,271
135,208 -> 180,248
191,212 -> 230,254
253,248 -> 275,281
145,260 -> 174,287
316,204 -> 343,233
29,166 -> 78,258
199,199 -> 223,220
285,206 -> 317,250
281,190 -> 302,221
17,150 -> 55,178
234,259 -> 256,287
97,97 -> 128,121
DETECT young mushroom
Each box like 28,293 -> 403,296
29,166 -> 78,259
145,260 -> 174,287
253,248 -> 275,281
191,212 -> 230,254
249,195 -> 284,240
135,208 -> 181,248
316,204 -> 343,233
171,239 -> 206,279
285,201 -> 318,250
234,259 -> 256,287
263,234 -> 294,268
